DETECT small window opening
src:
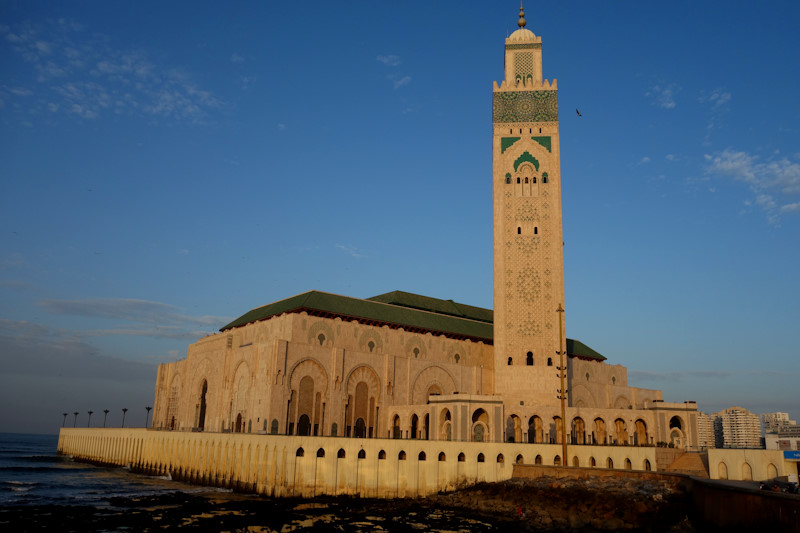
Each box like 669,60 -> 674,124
534,227 -> 538,235
399,451 -> 407,460
337,449 -> 346,458
317,334 -> 325,346
517,177 -> 521,184
506,176 -> 511,184
526,352 -> 534,366
367,340 -> 375,352
477,453 -> 485,463
517,227 -> 521,235
458,453 -> 466,462
524,177 -> 528,183
508,357 -> 513,366
547,358 -> 553,366
532,177 -> 537,183
358,449 -> 366,459
413,347 -> 420,358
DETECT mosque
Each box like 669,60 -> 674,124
152,6 -> 699,454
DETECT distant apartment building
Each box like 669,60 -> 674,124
761,412 -> 796,435
765,422 -> 800,451
697,411 -> 715,449
713,406 -> 762,449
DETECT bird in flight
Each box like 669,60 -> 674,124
576,109 -> 582,117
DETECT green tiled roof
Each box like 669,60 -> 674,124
221,290 -> 607,361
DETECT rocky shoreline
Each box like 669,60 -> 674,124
1,476 -> 694,532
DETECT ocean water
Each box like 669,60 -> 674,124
0,432 -> 205,507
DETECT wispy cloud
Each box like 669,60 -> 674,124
38,297 -> 229,330
230,52 -> 245,63
646,83 -> 679,109
376,54 -> 401,67
335,244 -> 367,258
699,88 -> 732,143
0,18 -> 224,123
704,149 -> 800,224
390,75 -> 411,89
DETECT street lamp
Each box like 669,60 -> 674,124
121,408 -> 128,428
62,413 -> 68,427
103,409 -> 109,428
145,406 -> 152,428
73,412 -> 78,427
556,304 -> 568,466
87,411 -> 93,427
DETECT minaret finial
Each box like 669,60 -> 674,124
518,2 -> 526,28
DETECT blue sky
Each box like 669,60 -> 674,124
1,1 -> 799,434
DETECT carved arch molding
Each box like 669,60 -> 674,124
411,365 -> 457,405
288,358 -> 329,397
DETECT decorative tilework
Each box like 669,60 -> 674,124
514,52 -> 533,82
501,137 -> 521,153
493,91 -> 558,123
531,136 -> 551,152
505,43 -> 542,50
513,151 -> 539,172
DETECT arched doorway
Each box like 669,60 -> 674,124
235,413 -> 243,433
634,419 -> 647,445
594,418 -> 607,444
614,419 -> 627,445
197,380 -> 208,431
472,409 -> 489,442
528,415 -> 543,443
298,414 -> 311,436
354,418 -> 367,438
572,417 -> 586,444
392,414 -> 401,439
411,414 -> 419,439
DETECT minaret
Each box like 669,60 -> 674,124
492,4 -> 565,406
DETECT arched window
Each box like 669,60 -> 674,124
547,358 -> 553,366
418,451 -> 426,461
532,176 -> 537,183
358,449 -> 366,459
535,455 -> 542,465
515,454 -> 524,464
398,450 -> 407,460
367,340 -> 375,352
607,457 -> 614,469
438,452 -> 446,462
317,448 -> 325,458
497,454 -> 504,463
379,450 -> 386,460
508,357 -> 513,365
517,227 -> 521,235
506,176 -> 511,184
526,351 -> 533,366
337,448 -> 346,458
554,455 -> 561,466
517,177 -> 521,184
458,452 -> 466,462
296,447 -> 304,457
317,333 -> 325,346
477,453 -> 485,463
534,227 -> 538,235
524,177 -> 529,183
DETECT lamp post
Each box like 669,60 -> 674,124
103,409 -> 109,428
62,413 -> 68,427
121,408 -> 128,428
145,406 -> 152,428
87,411 -> 93,427
556,304 -> 567,465
73,412 -> 78,427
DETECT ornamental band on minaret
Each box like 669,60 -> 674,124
492,5 -> 565,406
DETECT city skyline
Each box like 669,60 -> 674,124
1,1 -> 799,434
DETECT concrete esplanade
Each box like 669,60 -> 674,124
57,428 -> 659,498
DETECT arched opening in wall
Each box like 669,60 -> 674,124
535,455 -> 542,465
607,458 -> 614,469
248,419 -> 252,433
669,428 -> 685,449
197,380 -> 208,431
440,408 -> 452,441
551,416 -> 563,444
554,455 -> 561,466
590,457 -> 596,467
477,453 -> 485,463
354,418 -> 367,438
669,416 -> 683,431
411,414 -> 419,439
718,462 -> 728,479
297,414 -> 311,436
742,462 -> 753,481
317,333 -> 325,346
418,451 -> 426,461
594,418 -> 607,445
317,448 -> 325,458
614,419 -> 627,445
767,463 -> 778,478
379,450 -> 386,460
331,422 -> 338,437
399,451 -> 407,460
423,413 -> 430,440
367,340 -> 375,352
270,419 -> 279,434
572,456 -> 580,467
634,419 -> 648,446
458,452 -> 466,462
472,409 -> 489,442
506,415 -> 521,443
644,459 -> 652,471
497,454 -> 505,463
235,413 -> 243,433
337,449 -> 346,459
526,352 -> 534,365
427,384 -> 442,400
358,449 -> 366,459
392,415 -> 401,439
547,358 -> 553,366
515,454 -> 524,464
508,357 -> 513,365
350,380 -> 372,438
571,417 -> 586,445
438,452 -> 446,462
625,458 -> 632,470
296,447 -> 304,457
529,415 -> 543,443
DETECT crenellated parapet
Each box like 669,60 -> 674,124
493,79 -> 557,92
